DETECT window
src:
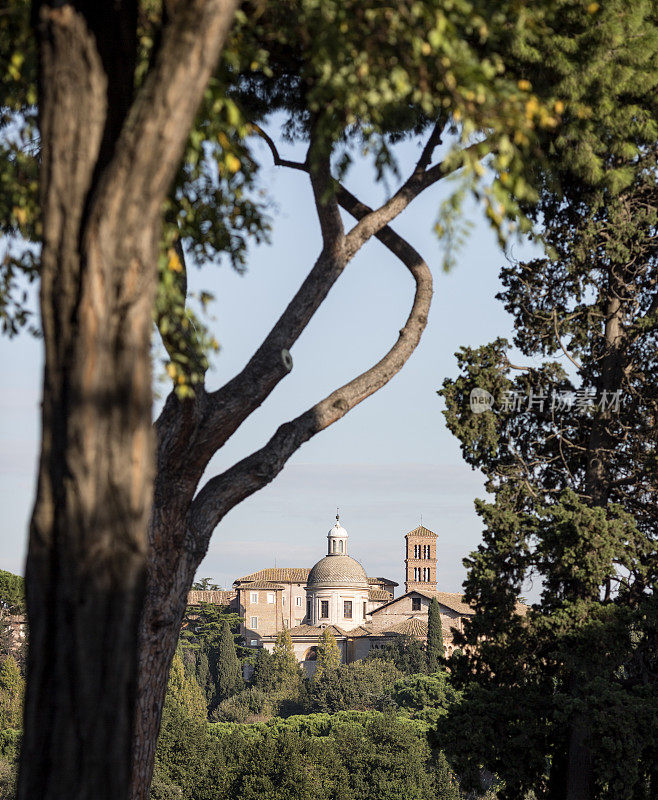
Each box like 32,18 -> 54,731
363,601 -> 367,619
296,596 -> 302,607
282,595 -> 285,606
250,616 -> 258,629
250,591 -> 258,603
412,597 -> 421,611
343,600 -> 352,619
307,600 -> 312,619
320,600 -> 329,618
250,639 -> 258,646
267,592 -> 275,604
339,540 -> 344,553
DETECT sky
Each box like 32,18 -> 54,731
0,127 -> 544,597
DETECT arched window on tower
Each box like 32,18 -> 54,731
339,540 -> 344,553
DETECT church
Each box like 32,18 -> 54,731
221,516 -> 490,672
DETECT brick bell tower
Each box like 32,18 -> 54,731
405,525 -> 437,593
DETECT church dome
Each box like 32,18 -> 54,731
307,554 -> 369,588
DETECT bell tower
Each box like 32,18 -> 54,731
405,525 -> 437,593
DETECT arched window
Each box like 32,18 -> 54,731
339,540 -> 344,553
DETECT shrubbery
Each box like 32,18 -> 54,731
152,710 -> 461,800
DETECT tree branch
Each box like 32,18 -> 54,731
344,137 -> 486,259
552,308 -> 583,372
87,0 -> 241,241
192,125 -> 457,455
188,188 -> 433,549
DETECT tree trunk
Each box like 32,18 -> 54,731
19,2 -> 239,798
18,6 -> 150,800
130,505 -> 198,800
564,284 -> 624,800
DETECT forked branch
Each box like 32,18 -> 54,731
193,123 -> 455,463
188,187 -> 432,547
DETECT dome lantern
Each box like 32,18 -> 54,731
327,513 -> 348,555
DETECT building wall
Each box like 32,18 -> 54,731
239,587 -> 284,642
281,582 -> 307,629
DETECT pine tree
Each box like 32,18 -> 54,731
215,620 -> 243,705
314,629 -> 341,680
426,598 -> 444,673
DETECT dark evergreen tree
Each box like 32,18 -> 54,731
195,651 -> 212,708
250,648 -> 278,694
215,620 -> 243,706
426,598 -> 445,672
438,148 -> 658,798
370,635 -> 427,675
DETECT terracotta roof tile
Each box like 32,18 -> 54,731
239,581 -> 285,590
405,525 -> 437,538
368,577 -> 399,587
369,589 -> 393,602
261,624 -> 348,639
235,568 -> 310,584
187,589 -> 236,606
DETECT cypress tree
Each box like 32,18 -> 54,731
216,620 -> 243,704
315,629 -> 341,680
426,598 -> 444,672
195,650 -> 212,707
439,146 -> 658,796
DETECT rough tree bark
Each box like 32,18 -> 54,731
20,2 -> 239,799
130,129 -> 447,800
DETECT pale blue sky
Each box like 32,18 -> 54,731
0,130 -> 542,595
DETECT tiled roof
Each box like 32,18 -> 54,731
235,567 -> 310,584
368,577 -> 399,587
345,625 -> 372,638
350,618 -> 429,638
187,589 -> 236,606
405,525 -> 436,538
239,581 -> 285,590
369,589 -> 393,602
383,617 -> 428,637
262,624 -> 348,639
